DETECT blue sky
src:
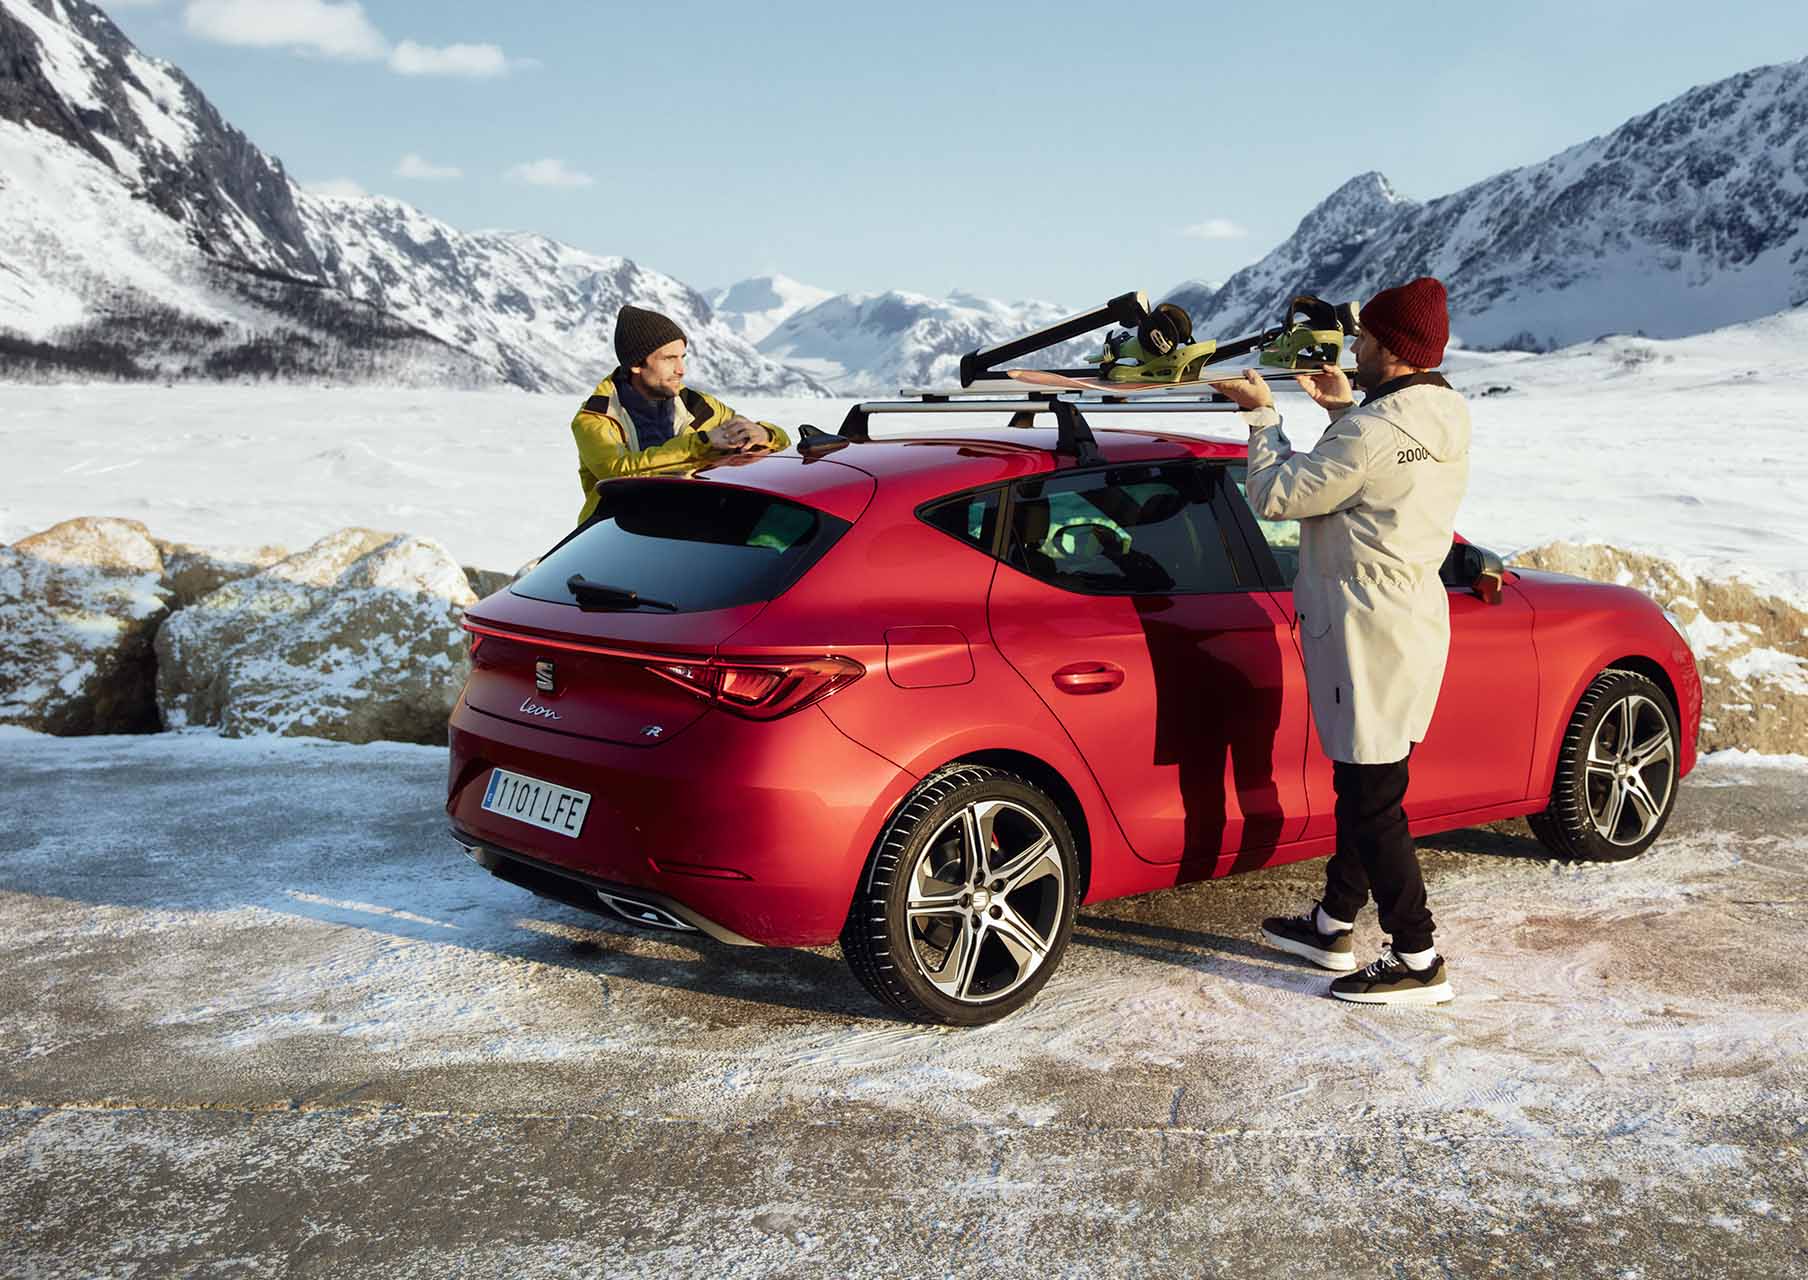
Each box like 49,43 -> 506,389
106,0 -> 1808,308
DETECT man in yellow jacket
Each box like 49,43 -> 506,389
569,305 -> 791,524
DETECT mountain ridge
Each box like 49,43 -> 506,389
1173,61 -> 1808,351
0,0 -> 823,394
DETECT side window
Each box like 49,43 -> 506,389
1006,464 -> 1243,595
1227,465 -> 1301,587
920,488 -> 1001,554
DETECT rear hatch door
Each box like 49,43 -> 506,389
463,467 -> 871,745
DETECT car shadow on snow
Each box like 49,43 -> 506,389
1418,818 -> 1549,862
1071,913 -> 1340,996
268,877 -> 892,1024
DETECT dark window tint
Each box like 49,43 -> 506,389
920,489 -> 1001,553
1007,464 -> 1242,595
513,481 -> 849,612
1226,464 -> 1300,587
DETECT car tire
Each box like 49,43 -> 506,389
1528,668 -> 1681,863
840,764 -> 1078,1026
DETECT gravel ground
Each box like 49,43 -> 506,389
2,730 -> 1805,1278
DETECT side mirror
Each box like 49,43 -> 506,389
1461,542 -> 1505,605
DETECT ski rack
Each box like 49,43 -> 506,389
958,290 -> 1152,388
795,384 -> 1246,468
957,284 -> 1340,387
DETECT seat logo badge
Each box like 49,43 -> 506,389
534,660 -> 555,693
519,698 -> 562,721
642,725 -> 664,739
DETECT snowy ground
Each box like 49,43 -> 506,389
3,310 -> 1806,597
3,728 -> 1807,1276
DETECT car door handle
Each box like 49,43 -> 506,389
1052,662 -> 1124,695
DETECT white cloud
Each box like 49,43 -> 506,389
396,153 -> 462,181
107,0 -> 165,8
184,0 -> 386,59
182,3 -> 528,77
306,177 -> 368,199
1181,218 -> 1250,241
505,158 -> 596,189
388,40 -> 510,77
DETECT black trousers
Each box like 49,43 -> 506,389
1319,752 -> 1436,953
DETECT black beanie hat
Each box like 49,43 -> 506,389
614,305 -> 687,370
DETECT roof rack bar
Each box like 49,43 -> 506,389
850,399 -> 1070,415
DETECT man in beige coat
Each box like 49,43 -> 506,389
1211,277 -> 1470,1006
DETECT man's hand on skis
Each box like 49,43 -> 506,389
1208,369 -> 1275,412
1295,363 -> 1355,412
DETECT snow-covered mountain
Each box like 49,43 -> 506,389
759,289 -> 1103,393
1175,59 -> 1808,351
710,274 -> 834,345
295,198 -> 824,394
0,0 -> 822,393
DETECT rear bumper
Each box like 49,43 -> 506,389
449,828 -> 759,945
445,692 -> 909,947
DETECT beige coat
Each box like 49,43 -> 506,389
1243,380 -> 1472,764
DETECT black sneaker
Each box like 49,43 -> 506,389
1330,948 -> 1454,1005
1260,905 -> 1356,972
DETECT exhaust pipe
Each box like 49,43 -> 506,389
596,891 -> 698,933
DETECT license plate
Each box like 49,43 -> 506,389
480,768 -> 591,839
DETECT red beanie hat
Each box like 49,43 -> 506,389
1361,277 -> 1449,368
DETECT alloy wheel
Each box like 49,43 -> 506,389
1584,692 -> 1676,847
903,798 -> 1067,1003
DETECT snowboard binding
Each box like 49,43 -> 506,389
1087,302 -> 1219,383
1259,295 -> 1361,370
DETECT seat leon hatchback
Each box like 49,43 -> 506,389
447,413 -> 1701,1026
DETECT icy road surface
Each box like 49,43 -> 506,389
2,728 -> 1805,1277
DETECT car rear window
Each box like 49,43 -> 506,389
513,481 -> 851,613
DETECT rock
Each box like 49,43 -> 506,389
0,517 -> 173,734
462,565 -> 514,600
156,528 -> 477,744
156,539 -> 290,609
1510,542 -> 1808,756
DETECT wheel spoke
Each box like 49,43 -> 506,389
906,887 -> 966,920
1625,775 -> 1663,838
952,921 -> 986,999
989,901 -> 1050,967
1630,729 -> 1673,772
1613,697 -> 1639,756
920,915 -> 974,995
1596,782 -> 1628,841
958,807 -> 986,883
992,835 -> 1059,894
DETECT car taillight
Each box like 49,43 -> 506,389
650,656 -> 864,720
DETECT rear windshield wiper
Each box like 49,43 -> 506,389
565,575 -> 678,612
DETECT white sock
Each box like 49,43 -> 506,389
1396,945 -> 1437,970
1315,905 -> 1353,935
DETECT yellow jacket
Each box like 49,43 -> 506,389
570,372 -> 790,524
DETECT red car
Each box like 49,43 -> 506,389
447,400 -> 1701,1025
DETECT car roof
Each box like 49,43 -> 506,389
687,426 -> 1252,512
